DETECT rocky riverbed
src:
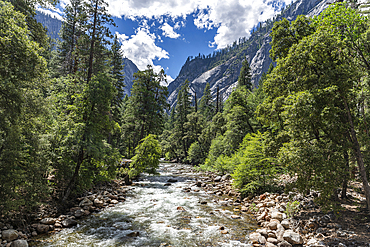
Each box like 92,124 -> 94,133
0,163 -> 369,247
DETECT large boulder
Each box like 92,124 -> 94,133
2,229 -> 18,241
40,218 -> 56,225
94,198 -> 104,207
283,230 -> 303,244
36,224 -> 49,233
62,218 -> 77,228
79,198 -> 93,207
11,240 -> 28,247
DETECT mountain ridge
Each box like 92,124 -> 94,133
167,0 -> 330,109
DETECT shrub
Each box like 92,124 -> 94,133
128,134 -> 161,178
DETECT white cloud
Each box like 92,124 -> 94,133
161,23 -> 180,39
116,28 -> 169,74
105,0 -> 289,49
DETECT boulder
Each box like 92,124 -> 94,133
74,209 -> 85,218
94,199 -> 104,207
283,230 -> 303,245
40,218 -> 56,225
268,221 -> 278,230
271,211 -> 285,221
79,198 -> 93,207
11,240 -> 28,247
36,224 -> 49,234
2,229 -> 18,241
276,223 -> 285,242
266,242 -> 277,247
277,240 -> 292,247
267,237 -> 279,245
167,178 -> 178,183
249,232 -> 262,244
62,218 -> 77,228
280,219 -> 290,229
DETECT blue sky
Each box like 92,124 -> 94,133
38,0 -> 289,84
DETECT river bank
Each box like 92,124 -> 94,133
0,163 -> 369,247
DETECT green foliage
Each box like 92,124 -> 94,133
237,59 -> 252,90
128,134 -> 161,178
231,132 -> 277,195
259,4 -> 370,209
0,1 -> 50,213
285,201 -> 300,218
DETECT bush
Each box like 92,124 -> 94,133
128,134 -> 161,178
231,131 -> 278,195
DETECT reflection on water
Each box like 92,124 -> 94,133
34,163 -> 258,247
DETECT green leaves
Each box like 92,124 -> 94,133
129,134 -> 161,178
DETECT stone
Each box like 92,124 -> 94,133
338,243 -> 347,247
271,211 -> 285,221
256,228 -> 268,238
31,231 -> 37,237
266,201 -> 275,207
260,194 -> 267,200
268,232 -> 276,238
230,215 -> 241,219
221,230 -> 228,234
40,218 -> 56,225
280,219 -> 290,229
283,230 -> 303,245
276,223 -> 285,242
199,201 -> 207,205
267,238 -> 279,245
167,178 -> 178,183
195,181 -> 202,187
266,243 -> 277,247
94,199 -> 104,207
277,240 -> 292,247
126,231 -> 139,237
258,235 -> 266,244
241,206 -> 248,212
2,230 -> 18,241
268,221 -> 278,230
111,200 -> 119,204
177,206 -> 186,211
79,198 -> 93,207
61,218 -> 77,228
36,224 -> 49,234
10,240 -> 28,247
214,176 -> 222,182
249,233 -> 262,244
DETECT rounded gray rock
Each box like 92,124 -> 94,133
11,240 -> 28,247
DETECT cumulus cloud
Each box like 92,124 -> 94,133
116,28 -> 169,74
161,23 -> 180,39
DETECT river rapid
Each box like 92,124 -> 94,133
35,163 -> 258,247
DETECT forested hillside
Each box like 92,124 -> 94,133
167,0 -> 331,109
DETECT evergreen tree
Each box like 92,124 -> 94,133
174,80 -> 192,160
237,59 -> 252,90
199,82 -> 215,120
58,0 -> 86,75
123,66 -> 169,152
0,1 -> 50,213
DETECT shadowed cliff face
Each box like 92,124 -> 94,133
167,0 -> 330,109
122,58 -> 139,96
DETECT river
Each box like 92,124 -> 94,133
34,163 -> 258,247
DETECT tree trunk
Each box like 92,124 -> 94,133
344,98 -> 370,210
87,0 -> 98,84
341,150 -> 349,199
62,147 -> 84,203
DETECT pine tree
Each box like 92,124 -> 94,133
237,59 -> 252,90
199,82 -> 214,120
